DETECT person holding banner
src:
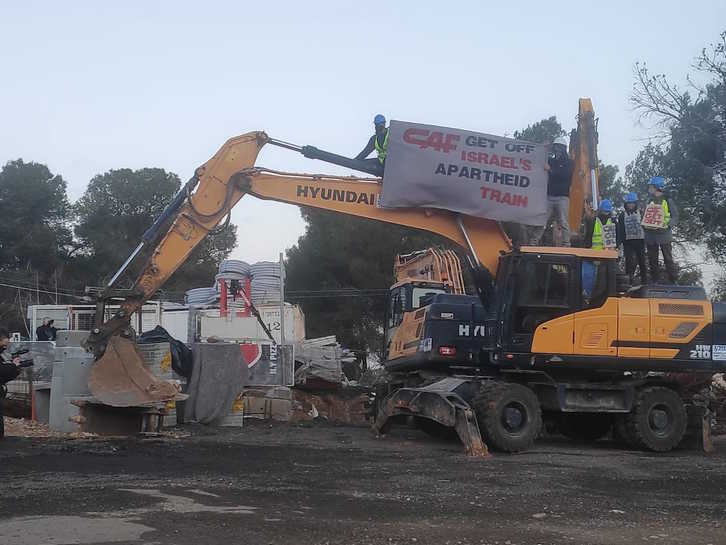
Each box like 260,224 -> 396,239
642,176 -> 679,284
616,192 -> 648,285
355,114 -> 388,177
528,137 -> 574,247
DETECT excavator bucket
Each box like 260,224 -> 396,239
88,335 -> 180,407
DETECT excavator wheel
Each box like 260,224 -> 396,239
624,386 -> 687,452
558,413 -> 612,442
472,381 -> 542,453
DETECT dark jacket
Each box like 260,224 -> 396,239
0,362 -> 20,385
616,209 -> 645,246
356,132 -> 387,161
547,155 -> 574,197
36,324 -> 57,341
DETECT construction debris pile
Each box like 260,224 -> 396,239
294,336 -> 356,388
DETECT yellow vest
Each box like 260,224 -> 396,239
592,217 -> 613,249
374,128 -> 389,164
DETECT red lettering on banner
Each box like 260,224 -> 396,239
460,151 -> 523,170
403,129 -> 459,153
480,187 -> 529,208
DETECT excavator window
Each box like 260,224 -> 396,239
514,260 -> 573,334
388,288 -> 406,329
581,259 -> 610,309
412,287 -> 447,308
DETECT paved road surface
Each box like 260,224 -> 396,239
0,421 -> 724,545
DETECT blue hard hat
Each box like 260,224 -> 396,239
599,199 -> 613,213
648,176 -> 665,190
374,114 -> 386,125
624,192 -> 638,203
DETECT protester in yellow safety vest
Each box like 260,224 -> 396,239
585,199 -> 616,249
355,114 -> 388,177
642,176 -> 679,284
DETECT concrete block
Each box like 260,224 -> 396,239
61,356 -> 93,397
55,330 -> 89,347
33,385 -> 51,424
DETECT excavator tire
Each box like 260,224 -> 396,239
558,413 -> 612,442
472,381 -> 542,453
624,386 -> 687,452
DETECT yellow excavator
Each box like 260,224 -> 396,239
84,99 -> 725,455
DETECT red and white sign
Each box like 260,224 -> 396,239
641,202 -> 667,229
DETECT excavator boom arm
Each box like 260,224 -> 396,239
85,131 -> 510,406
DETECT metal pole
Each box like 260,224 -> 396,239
590,168 -> 599,211
456,216 -> 481,267
279,252 -> 285,347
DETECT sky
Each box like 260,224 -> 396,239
1,1 -> 724,286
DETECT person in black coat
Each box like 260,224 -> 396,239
0,328 -> 22,439
36,318 -> 58,341
616,192 -> 648,285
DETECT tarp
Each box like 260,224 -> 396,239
381,120 -> 549,226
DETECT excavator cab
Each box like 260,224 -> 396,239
492,248 -> 618,366
385,280 -> 449,361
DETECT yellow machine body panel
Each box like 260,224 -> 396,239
532,296 -> 714,363
388,307 -> 427,361
572,298 -> 618,357
617,298 -> 650,358
531,314 -> 574,355
649,298 -> 712,359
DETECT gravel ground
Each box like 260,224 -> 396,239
0,420 -> 724,545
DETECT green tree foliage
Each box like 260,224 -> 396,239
0,160 -> 74,332
630,31 -> 726,261
712,274 -> 726,301
0,160 -> 72,274
513,116 -> 565,143
285,209 -> 449,360
73,168 -> 236,293
597,162 -> 628,203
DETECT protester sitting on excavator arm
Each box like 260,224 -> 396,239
528,136 -> 574,247
642,176 -> 679,284
355,114 -> 388,178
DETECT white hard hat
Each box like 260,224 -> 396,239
553,136 -> 568,147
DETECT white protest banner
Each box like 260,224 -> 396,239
380,120 -> 549,226
602,223 -> 617,248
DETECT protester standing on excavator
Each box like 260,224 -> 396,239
355,114 -> 388,178
642,176 -> 679,284
529,136 -> 574,247
617,192 -> 648,285
585,199 -> 617,250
